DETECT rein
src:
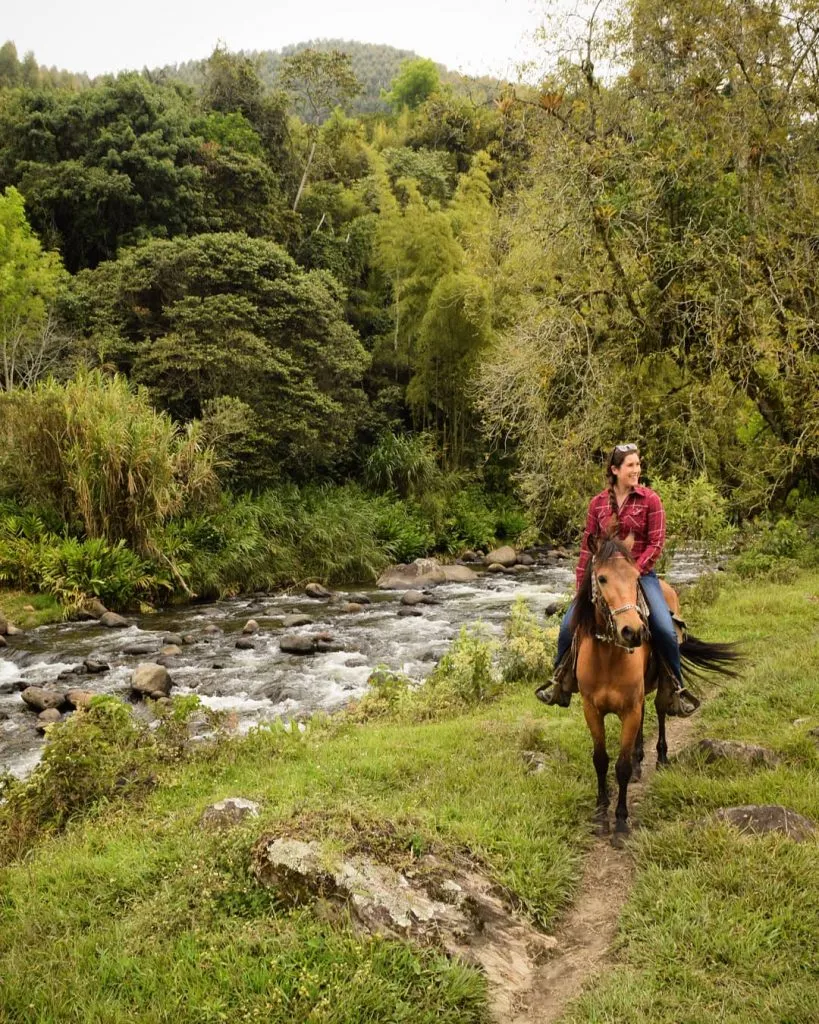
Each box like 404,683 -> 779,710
590,569 -> 650,651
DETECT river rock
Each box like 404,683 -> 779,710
160,645 -> 182,657
441,565 -> 478,583
203,624 -> 222,635
235,638 -> 256,650
83,658 -> 109,674
401,590 -> 426,606
517,553 -> 535,566
242,619 -> 259,635
122,641 -> 156,656
181,634 -> 197,645
21,686 -> 66,712
711,805 -> 815,841
486,562 -> 505,574
280,635 -> 317,655
37,708 -> 62,731
377,558 -> 448,590
484,545 -> 517,567
544,601 -> 560,617
162,633 -> 184,646
81,598 -> 109,619
460,550 -> 478,562
347,593 -> 372,605
341,603 -> 364,614
283,614 -> 314,628
200,797 -> 261,830
397,606 -> 423,617
305,583 -> 332,599
677,738 -> 780,768
0,612 -> 7,635
100,611 -> 129,629
131,663 -> 172,699
65,689 -> 94,709
5,623 -> 22,635
0,635 -> 6,648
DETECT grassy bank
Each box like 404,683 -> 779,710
0,570 -> 817,1022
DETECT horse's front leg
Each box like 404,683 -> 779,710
631,702 -> 646,782
656,707 -> 669,768
613,706 -> 642,844
582,699 -> 610,834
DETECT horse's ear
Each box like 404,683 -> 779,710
587,534 -> 598,556
623,532 -> 635,552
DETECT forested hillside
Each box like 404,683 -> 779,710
0,0 -> 816,610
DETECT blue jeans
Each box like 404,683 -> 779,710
554,572 -> 682,681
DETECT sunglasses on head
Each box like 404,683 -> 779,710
614,443 -> 638,454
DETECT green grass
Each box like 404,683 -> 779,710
0,588 -> 63,627
0,570 -> 816,1022
562,570 -> 819,1024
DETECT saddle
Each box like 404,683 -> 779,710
536,611 -> 700,716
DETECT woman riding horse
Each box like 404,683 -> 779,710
537,442 -> 697,716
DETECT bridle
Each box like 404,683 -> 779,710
590,563 -> 650,651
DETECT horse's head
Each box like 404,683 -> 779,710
588,532 -> 644,649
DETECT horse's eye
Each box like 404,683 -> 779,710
598,575 -> 607,585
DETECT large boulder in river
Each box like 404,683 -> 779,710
100,611 -> 129,628
131,663 -> 172,699
280,634 -> 317,655
377,558 -> 447,590
441,564 -> 478,583
484,545 -> 517,567
21,686 -> 66,712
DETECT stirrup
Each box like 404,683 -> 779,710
667,686 -> 700,718
534,681 -> 572,708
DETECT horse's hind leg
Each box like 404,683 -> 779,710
656,707 -> 669,768
582,700 -> 610,834
614,707 -> 642,842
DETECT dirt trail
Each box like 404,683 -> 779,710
509,712 -> 699,1024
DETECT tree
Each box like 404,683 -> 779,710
383,58 -> 441,111
70,233 -> 370,485
277,49 -> 361,209
0,187 -> 67,391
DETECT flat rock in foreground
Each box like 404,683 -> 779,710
253,837 -> 556,1019
711,805 -> 815,842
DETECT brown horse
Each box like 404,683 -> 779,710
574,532 -> 739,842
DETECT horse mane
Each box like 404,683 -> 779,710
570,533 -> 635,637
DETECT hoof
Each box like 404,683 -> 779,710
610,830 -> 629,849
630,764 -> 642,783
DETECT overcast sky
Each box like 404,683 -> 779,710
5,0 -> 547,80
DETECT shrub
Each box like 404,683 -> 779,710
364,432 -> 439,497
417,624 -> 502,714
652,474 -> 736,554
499,597 -> 556,684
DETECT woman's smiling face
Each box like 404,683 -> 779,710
611,452 -> 641,489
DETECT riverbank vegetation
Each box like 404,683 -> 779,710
0,556 -> 816,1021
1,0 -> 817,613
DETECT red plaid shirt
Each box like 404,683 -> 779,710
575,485 -> 666,590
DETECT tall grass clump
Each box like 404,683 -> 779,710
364,431 -> 439,497
0,370 -> 218,554
499,596 -> 556,684
652,474 -> 736,555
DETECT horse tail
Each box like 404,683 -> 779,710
680,634 -> 742,679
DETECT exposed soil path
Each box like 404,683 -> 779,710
508,711 -> 700,1024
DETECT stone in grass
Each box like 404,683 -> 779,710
253,838 -> 557,1021
711,805 -> 816,842
200,797 -> 261,830
21,686 -> 66,712
677,738 -> 780,768
131,663 -> 172,699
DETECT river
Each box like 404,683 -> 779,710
0,551 -> 714,778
